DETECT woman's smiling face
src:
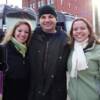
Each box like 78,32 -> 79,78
14,24 -> 29,44
72,20 -> 90,42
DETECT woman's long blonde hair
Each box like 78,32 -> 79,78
1,21 -> 32,45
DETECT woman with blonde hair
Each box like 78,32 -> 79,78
1,21 -> 32,100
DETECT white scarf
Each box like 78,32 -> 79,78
70,39 -> 88,78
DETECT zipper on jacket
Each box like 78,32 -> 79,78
42,41 -> 49,88
43,41 -> 49,71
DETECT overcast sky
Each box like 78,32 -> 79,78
0,0 -> 22,8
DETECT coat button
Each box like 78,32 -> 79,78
58,56 -> 62,60
37,90 -> 41,94
23,61 -> 25,64
42,92 -> 46,96
50,74 -> 54,78
37,50 -> 40,53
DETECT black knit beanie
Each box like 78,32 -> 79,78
38,5 -> 57,18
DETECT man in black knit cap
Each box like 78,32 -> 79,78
28,5 -> 70,100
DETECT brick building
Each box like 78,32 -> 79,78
22,0 -> 93,24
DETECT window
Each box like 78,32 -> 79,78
38,1 -> 41,8
61,0 -> 64,5
0,19 -> 2,29
0,5 -> 4,29
41,0 -> 45,6
65,14 -> 75,33
47,0 -> 54,5
51,0 -> 54,4
32,3 -> 35,8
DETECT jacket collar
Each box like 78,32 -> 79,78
33,27 -> 62,42
84,40 -> 96,52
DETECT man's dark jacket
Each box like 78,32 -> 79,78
27,27 -> 70,100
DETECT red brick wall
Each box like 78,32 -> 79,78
55,0 -> 93,24
22,0 -> 93,24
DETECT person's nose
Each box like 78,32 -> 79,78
21,31 -> 26,36
76,29 -> 82,34
45,17 -> 50,22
